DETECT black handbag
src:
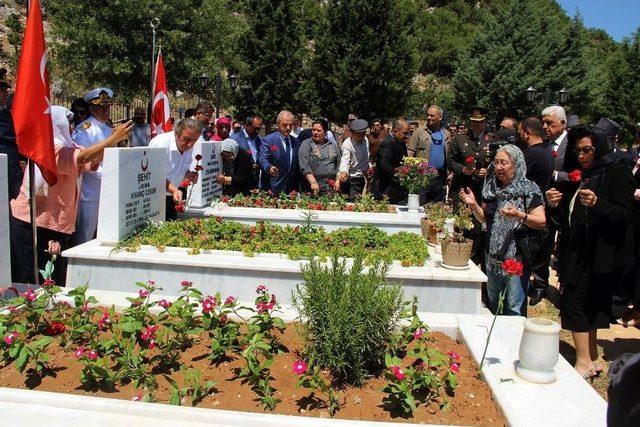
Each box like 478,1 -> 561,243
514,195 -> 551,269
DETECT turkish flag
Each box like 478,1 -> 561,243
12,0 -> 56,185
151,49 -> 172,137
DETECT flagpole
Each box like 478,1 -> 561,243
149,18 -> 159,125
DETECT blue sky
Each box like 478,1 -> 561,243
557,0 -> 639,41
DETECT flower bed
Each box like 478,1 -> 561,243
219,190 -> 395,213
117,218 -> 429,267
0,279 -> 504,425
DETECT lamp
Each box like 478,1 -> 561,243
525,86 -> 537,103
557,88 -> 568,104
198,73 -> 210,90
228,73 -> 238,91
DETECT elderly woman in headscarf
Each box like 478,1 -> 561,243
10,106 -> 132,284
546,125 -> 634,378
215,138 -> 256,196
211,117 -> 232,141
460,144 -> 546,316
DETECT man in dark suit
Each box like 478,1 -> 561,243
0,68 -> 22,202
373,118 -> 410,204
258,110 -> 300,194
231,114 -> 263,190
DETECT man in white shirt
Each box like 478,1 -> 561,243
73,88 -> 133,244
336,119 -> 369,200
149,118 -> 203,220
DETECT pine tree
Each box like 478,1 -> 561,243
303,0 -> 419,122
233,0 -> 306,123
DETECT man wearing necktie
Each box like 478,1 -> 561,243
258,110 -> 300,194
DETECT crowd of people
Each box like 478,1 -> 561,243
2,70 -> 640,380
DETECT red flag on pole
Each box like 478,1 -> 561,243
13,0 -> 56,185
151,49 -> 172,137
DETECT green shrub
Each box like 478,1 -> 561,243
292,254 -> 407,386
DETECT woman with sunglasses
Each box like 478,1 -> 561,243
546,125 -> 634,379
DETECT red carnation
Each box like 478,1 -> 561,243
175,201 -> 186,213
568,169 -> 582,183
195,154 -> 203,161
465,156 -> 475,164
270,145 -> 278,152
551,150 -> 558,158
327,179 -> 336,187
247,149 -> 253,156
501,258 -> 523,277
180,179 -> 191,187
44,322 -> 66,336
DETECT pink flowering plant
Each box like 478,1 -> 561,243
201,293 -> 242,361
75,346 -> 119,389
246,285 -> 286,352
2,334 -> 55,375
293,359 -> 341,417
66,285 -> 99,345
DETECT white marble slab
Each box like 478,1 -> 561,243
0,290 -> 606,426
97,147 -> 166,244
63,240 -> 486,314
186,205 -> 424,234
188,141 -> 222,207
0,154 -> 10,286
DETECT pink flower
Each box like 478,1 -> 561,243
147,280 -> 156,287
86,349 -> 98,360
140,325 -> 159,342
148,338 -> 156,350
74,347 -> 85,359
391,365 -> 406,381
81,301 -> 90,312
256,285 -> 267,294
293,360 -> 308,375
181,280 -> 193,288
22,288 -> 37,303
4,332 -> 18,345
158,299 -> 172,309
139,289 -> 149,298
450,363 -> 460,373
42,278 -> 55,288
224,296 -> 237,306
98,311 -> 111,329
413,328 -> 426,340
447,351 -> 461,361
202,296 -> 217,314
132,392 -> 143,402
219,314 -> 228,326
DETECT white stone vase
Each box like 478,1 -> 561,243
407,193 -> 420,212
516,317 -> 561,384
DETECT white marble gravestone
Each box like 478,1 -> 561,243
187,141 -> 222,207
96,147 -> 166,244
0,154 -> 10,285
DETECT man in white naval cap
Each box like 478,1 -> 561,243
72,88 -> 132,244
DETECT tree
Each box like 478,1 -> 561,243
451,0 -> 591,119
44,0 -> 245,101
303,0 -> 419,122
233,0 -> 306,123
6,11 -> 23,69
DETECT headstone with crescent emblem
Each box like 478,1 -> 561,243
96,147 -> 166,244
0,154 -> 11,285
187,141 -> 223,207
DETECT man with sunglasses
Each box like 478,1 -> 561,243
73,87 -> 132,245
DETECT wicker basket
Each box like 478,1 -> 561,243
420,218 -> 439,244
440,239 -> 473,267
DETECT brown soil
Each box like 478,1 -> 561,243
0,321 -> 504,425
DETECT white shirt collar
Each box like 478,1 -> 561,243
554,130 -> 567,146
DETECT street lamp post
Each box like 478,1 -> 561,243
215,73 -> 222,119
198,72 -> 210,103
525,86 -> 569,107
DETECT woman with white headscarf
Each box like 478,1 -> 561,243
10,106 -> 131,284
215,137 -> 257,196
459,144 -> 546,315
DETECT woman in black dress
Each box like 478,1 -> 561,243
216,138 -> 256,196
546,125 -> 635,378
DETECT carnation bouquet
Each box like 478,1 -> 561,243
395,157 -> 438,194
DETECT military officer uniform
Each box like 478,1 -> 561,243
447,108 -> 491,267
447,109 -> 491,202
72,88 -> 114,244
